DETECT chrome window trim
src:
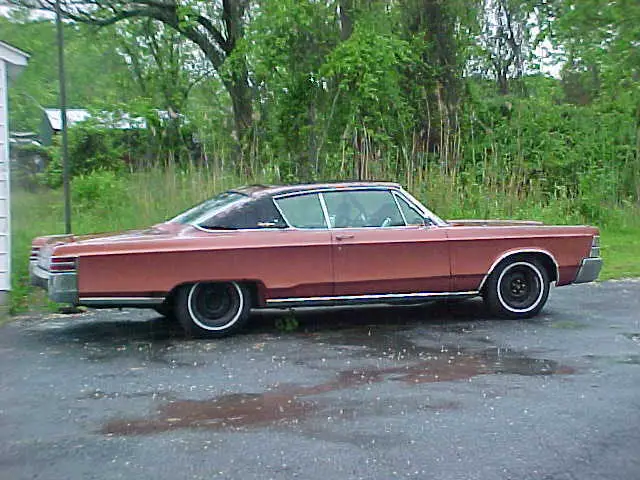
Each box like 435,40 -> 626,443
201,185 -> 445,232
271,197 -> 293,228
392,192 -> 409,225
272,185 -> 397,200
477,249 -> 560,292
318,193 -> 332,229
274,186 -> 431,231
191,224 -> 289,233
396,188 -> 447,226
392,190 -> 432,226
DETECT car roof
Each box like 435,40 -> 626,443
231,181 -> 402,198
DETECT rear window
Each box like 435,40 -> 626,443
199,197 -> 286,230
170,192 -> 247,225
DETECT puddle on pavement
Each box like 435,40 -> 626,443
102,329 -> 573,436
102,393 -> 314,435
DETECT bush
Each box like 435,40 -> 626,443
71,170 -> 128,212
43,121 -> 142,187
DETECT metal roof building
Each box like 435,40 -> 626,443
0,41 -> 29,309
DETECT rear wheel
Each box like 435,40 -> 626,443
483,257 -> 550,319
175,281 -> 251,338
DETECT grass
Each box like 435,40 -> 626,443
10,167 -> 640,314
599,228 -> 640,280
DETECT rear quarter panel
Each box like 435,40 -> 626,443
58,229 -> 333,303
446,225 -> 598,290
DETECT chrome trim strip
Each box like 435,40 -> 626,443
318,193 -> 332,229
477,249 -> 560,292
271,197 -> 293,228
191,223 -> 288,233
391,191 -> 409,225
266,290 -> 479,306
79,297 -> 166,307
272,185 -> 400,200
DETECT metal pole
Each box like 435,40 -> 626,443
55,0 -> 72,234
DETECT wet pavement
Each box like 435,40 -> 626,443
1,280 -> 640,479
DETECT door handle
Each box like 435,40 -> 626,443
335,233 -> 355,240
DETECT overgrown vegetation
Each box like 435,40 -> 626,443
3,0 -> 640,312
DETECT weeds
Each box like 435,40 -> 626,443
275,310 -> 299,333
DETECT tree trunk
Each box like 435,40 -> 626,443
338,0 -> 354,41
224,68 -> 254,174
497,71 -> 509,95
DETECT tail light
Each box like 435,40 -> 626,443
590,236 -> 600,258
49,256 -> 77,273
30,246 -> 40,262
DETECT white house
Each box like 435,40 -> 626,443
0,41 -> 29,308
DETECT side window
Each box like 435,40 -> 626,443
323,190 -> 405,228
395,194 -> 426,226
275,194 -> 327,229
199,198 -> 286,229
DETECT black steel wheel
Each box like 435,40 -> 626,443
175,281 -> 251,338
483,257 -> 550,319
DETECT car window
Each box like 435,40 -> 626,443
322,190 -> 405,228
394,194 -> 425,226
275,194 -> 327,229
199,197 -> 287,230
170,191 -> 247,225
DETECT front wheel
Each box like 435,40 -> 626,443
175,282 -> 251,338
483,258 -> 550,319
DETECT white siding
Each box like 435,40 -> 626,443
0,60 -> 8,291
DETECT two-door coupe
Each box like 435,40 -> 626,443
30,182 -> 602,337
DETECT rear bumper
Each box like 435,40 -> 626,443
574,257 -> 602,284
30,262 -> 78,304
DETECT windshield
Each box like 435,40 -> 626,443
169,192 -> 248,225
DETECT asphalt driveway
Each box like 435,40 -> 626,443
1,280 -> 639,480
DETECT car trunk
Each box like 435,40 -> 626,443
32,223 -> 186,270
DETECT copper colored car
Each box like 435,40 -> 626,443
30,182 -> 602,337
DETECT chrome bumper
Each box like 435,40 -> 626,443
574,257 -> 603,284
30,262 -> 78,304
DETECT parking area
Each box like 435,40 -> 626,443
1,280 -> 639,480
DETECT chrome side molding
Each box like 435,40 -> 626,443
79,297 -> 166,307
265,290 -> 479,307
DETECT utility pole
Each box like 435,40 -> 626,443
55,0 -> 72,234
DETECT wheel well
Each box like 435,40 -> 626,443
164,281 -> 263,308
484,251 -> 558,292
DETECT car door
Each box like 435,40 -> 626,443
322,189 -> 451,296
268,192 -> 333,299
